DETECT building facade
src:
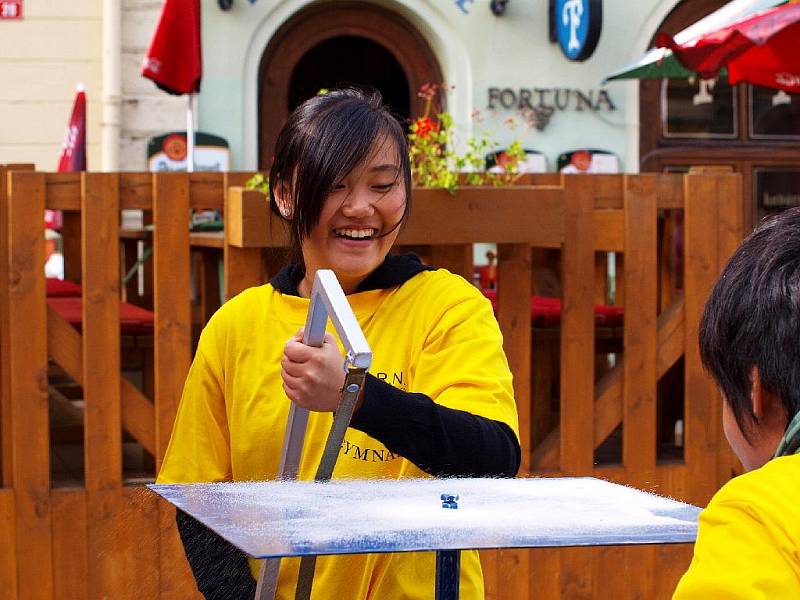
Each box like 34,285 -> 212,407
2,0 -> 798,228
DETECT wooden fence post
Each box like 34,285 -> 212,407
82,173 -> 125,598
494,241 -> 532,599
153,173 -> 196,600
622,175 -> 658,486
683,173 -> 723,506
559,176 -> 595,475
7,171 -> 53,599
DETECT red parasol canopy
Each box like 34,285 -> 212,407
656,2 -> 800,92
141,0 -> 202,95
57,86 -> 87,172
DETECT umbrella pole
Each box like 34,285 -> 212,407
186,93 -> 195,173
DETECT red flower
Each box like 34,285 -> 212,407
417,83 -> 437,100
412,116 -> 438,139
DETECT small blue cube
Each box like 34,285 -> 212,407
440,493 -> 459,509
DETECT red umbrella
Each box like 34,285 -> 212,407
141,0 -> 202,95
655,2 -> 800,92
141,0 -> 202,171
57,85 -> 87,173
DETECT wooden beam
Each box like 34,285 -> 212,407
47,306 -> 156,455
7,171 -> 53,598
531,298 -> 686,471
559,176 -> 595,474
152,173 -> 192,468
622,175 -> 658,485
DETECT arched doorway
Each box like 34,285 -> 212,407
258,2 -> 443,169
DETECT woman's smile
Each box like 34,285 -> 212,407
299,138 -> 407,295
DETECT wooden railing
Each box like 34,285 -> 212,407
0,167 -> 742,599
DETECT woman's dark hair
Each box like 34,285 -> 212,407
268,88 -> 411,262
699,206 -> 800,440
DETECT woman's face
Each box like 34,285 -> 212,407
299,138 -> 407,295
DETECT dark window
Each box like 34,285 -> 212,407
661,77 -> 736,138
749,86 -> 800,139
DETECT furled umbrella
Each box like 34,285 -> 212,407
57,84 -> 87,173
606,0 -> 798,89
141,0 -> 202,171
51,83 -> 88,233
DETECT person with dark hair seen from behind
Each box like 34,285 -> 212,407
156,88 -> 521,599
673,207 -> 800,598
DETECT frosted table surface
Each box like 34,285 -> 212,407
149,477 -> 700,559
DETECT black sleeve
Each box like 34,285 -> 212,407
348,374 -> 521,478
176,509 -> 256,600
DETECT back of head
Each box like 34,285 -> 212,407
268,88 -> 411,261
700,207 -> 800,436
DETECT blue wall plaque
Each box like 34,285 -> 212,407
553,0 -> 602,62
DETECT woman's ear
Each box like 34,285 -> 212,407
273,182 -> 293,219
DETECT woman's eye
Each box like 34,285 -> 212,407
332,183 -> 346,191
372,183 -> 395,191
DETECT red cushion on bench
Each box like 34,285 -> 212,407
46,277 -> 82,297
481,289 -> 624,328
47,297 -> 155,335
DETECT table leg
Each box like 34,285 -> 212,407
436,550 -> 461,600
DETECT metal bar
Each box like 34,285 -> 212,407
435,550 -> 461,600
256,270 -> 372,600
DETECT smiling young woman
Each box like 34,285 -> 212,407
157,89 -> 521,600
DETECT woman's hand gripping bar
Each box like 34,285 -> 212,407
256,270 -> 372,600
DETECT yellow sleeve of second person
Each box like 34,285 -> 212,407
157,323 -> 232,485
673,456 -> 800,599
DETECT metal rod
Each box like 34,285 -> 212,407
435,550 -> 461,600
256,270 -> 372,600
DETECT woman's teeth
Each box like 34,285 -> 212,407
334,228 -> 375,239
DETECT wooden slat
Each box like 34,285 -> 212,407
0,166 -> 15,486
82,173 -> 125,598
683,174 -> 722,506
153,173 -> 193,600
152,173 -> 192,468
51,489 -> 88,600
120,173 -> 153,210
7,171 -> 53,598
402,187 -> 564,246
45,172 -> 81,210
622,175 -> 658,484
82,172 -> 122,489
120,487 -> 162,599
189,172 -> 225,209
495,243 -> 531,599
714,174 -> 744,486
479,550 -> 498,600
431,245 -> 472,280
47,305 -> 156,455
559,176 -> 595,474
532,297 -> 685,471
0,489 -> 17,599
159,501 -> 202,599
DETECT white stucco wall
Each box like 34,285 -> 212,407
0,0 -> 686,173
0,0 -> 103,169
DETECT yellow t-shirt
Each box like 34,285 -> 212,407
158,268 -> 519,600
673,454 -> 800,599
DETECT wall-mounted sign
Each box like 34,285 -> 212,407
486,87 -> 616,131
147,131 -> 230,172
0,0 -> 22,19
552,0 -> 602,62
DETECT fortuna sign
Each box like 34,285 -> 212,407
486,87 -> 616,131
0,1 -> 22,19
553,0 -> 601,61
